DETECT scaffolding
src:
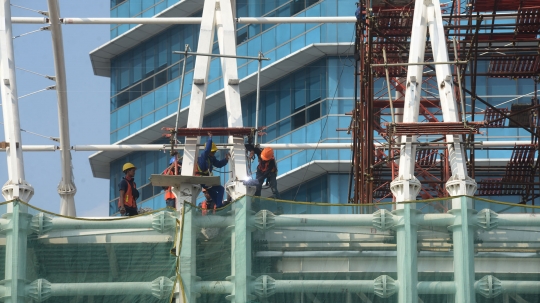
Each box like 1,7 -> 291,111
352,0 -> 540,206
3,0 -> 540,302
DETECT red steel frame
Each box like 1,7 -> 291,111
352,0 -> 540,205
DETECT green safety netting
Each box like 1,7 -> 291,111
185,196 -> 540,303
0,196 -> 538,303
0,200 -> 177,303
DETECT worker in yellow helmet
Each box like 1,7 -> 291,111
118,162 -> 140,216
196,132 -> 230,207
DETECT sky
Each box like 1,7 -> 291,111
0,0 -> 111,216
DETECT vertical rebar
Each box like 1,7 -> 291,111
383,48 -> 396,124
254,51 -> 263,145
452,38 -> 467,126
174,44 -> 190,140
173,45 -> 190,175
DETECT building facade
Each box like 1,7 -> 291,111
91,0 -> 537,216
91,0 -> 357,215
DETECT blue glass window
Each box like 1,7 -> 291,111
262,28 -> 276,53
276,24 -> 291,46
145,42 -> 155,76
129,97 -> 142,120
158,35 -> 168,69
133,51 -> 143,83
119,56 -> 130,90
130,0 -> 142,16
294,72 -> 306,111
117,1 -> 129,17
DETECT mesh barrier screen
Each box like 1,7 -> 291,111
0,200 -> 177,303
0,196 -> 538,303
188,196 -> 540,303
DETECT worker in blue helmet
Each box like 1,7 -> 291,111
161,152 -> 182,208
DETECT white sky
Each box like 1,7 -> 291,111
0,0 -> 111,216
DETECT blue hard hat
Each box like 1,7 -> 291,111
169,155 -> 183,165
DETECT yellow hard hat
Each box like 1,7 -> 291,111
123,162 -> 136,172
206,142 -> 218,153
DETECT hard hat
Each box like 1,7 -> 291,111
261,147 -> 274,161
169,155 -> 183,165
123,162 -> 136,172
206,142 -> 218,153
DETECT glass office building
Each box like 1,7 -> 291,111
91,0 -> 536,216
91,0 -> 357,215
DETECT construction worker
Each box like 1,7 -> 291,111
162,155 -> 182,208
245,144 -> 280,198
355,2 -> 366,24
196,132 -> 230,207
118,162 -> 140,216
200,188 -> 216,216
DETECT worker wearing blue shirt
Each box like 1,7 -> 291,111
196,132 -> 230,207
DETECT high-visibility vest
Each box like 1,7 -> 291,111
201,200 -> 216,216
162,167 -> 177,200
258,160 -> 277,174
196,157 -> 212,176
165,187 -> 175,200
119,178 -> 137,208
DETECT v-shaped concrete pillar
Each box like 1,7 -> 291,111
389,1 -> 478,302
180,0 -> 248,200
174,1 -> 252,302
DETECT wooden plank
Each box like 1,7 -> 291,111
149,174 -> 221,187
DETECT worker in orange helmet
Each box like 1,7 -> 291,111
245,143 -> 280,198
200,188 -> 217,216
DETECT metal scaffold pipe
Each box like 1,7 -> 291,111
59,17 -> 357,24
497,214 -> 540,227
31,210 -> 176,234
27,277 -> 174,301
274,280 -> 375,293
47,0 -> 77,217
416,214 -> 455,226
499,281 -> 540,294
417,282 -> 455,294
1,141 -> 535,152
50,282 -> 154,296
273,214 -> 374,227
195,281 -> 233,294
11,17 -> 47,24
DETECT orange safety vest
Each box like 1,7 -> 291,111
119,178 -> 137,208
162,167 -> 177,200
165,187 -> 175,200
258,160 -> 277,173
201,200 -> 216,216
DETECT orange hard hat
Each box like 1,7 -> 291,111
261,147 -> 274,161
